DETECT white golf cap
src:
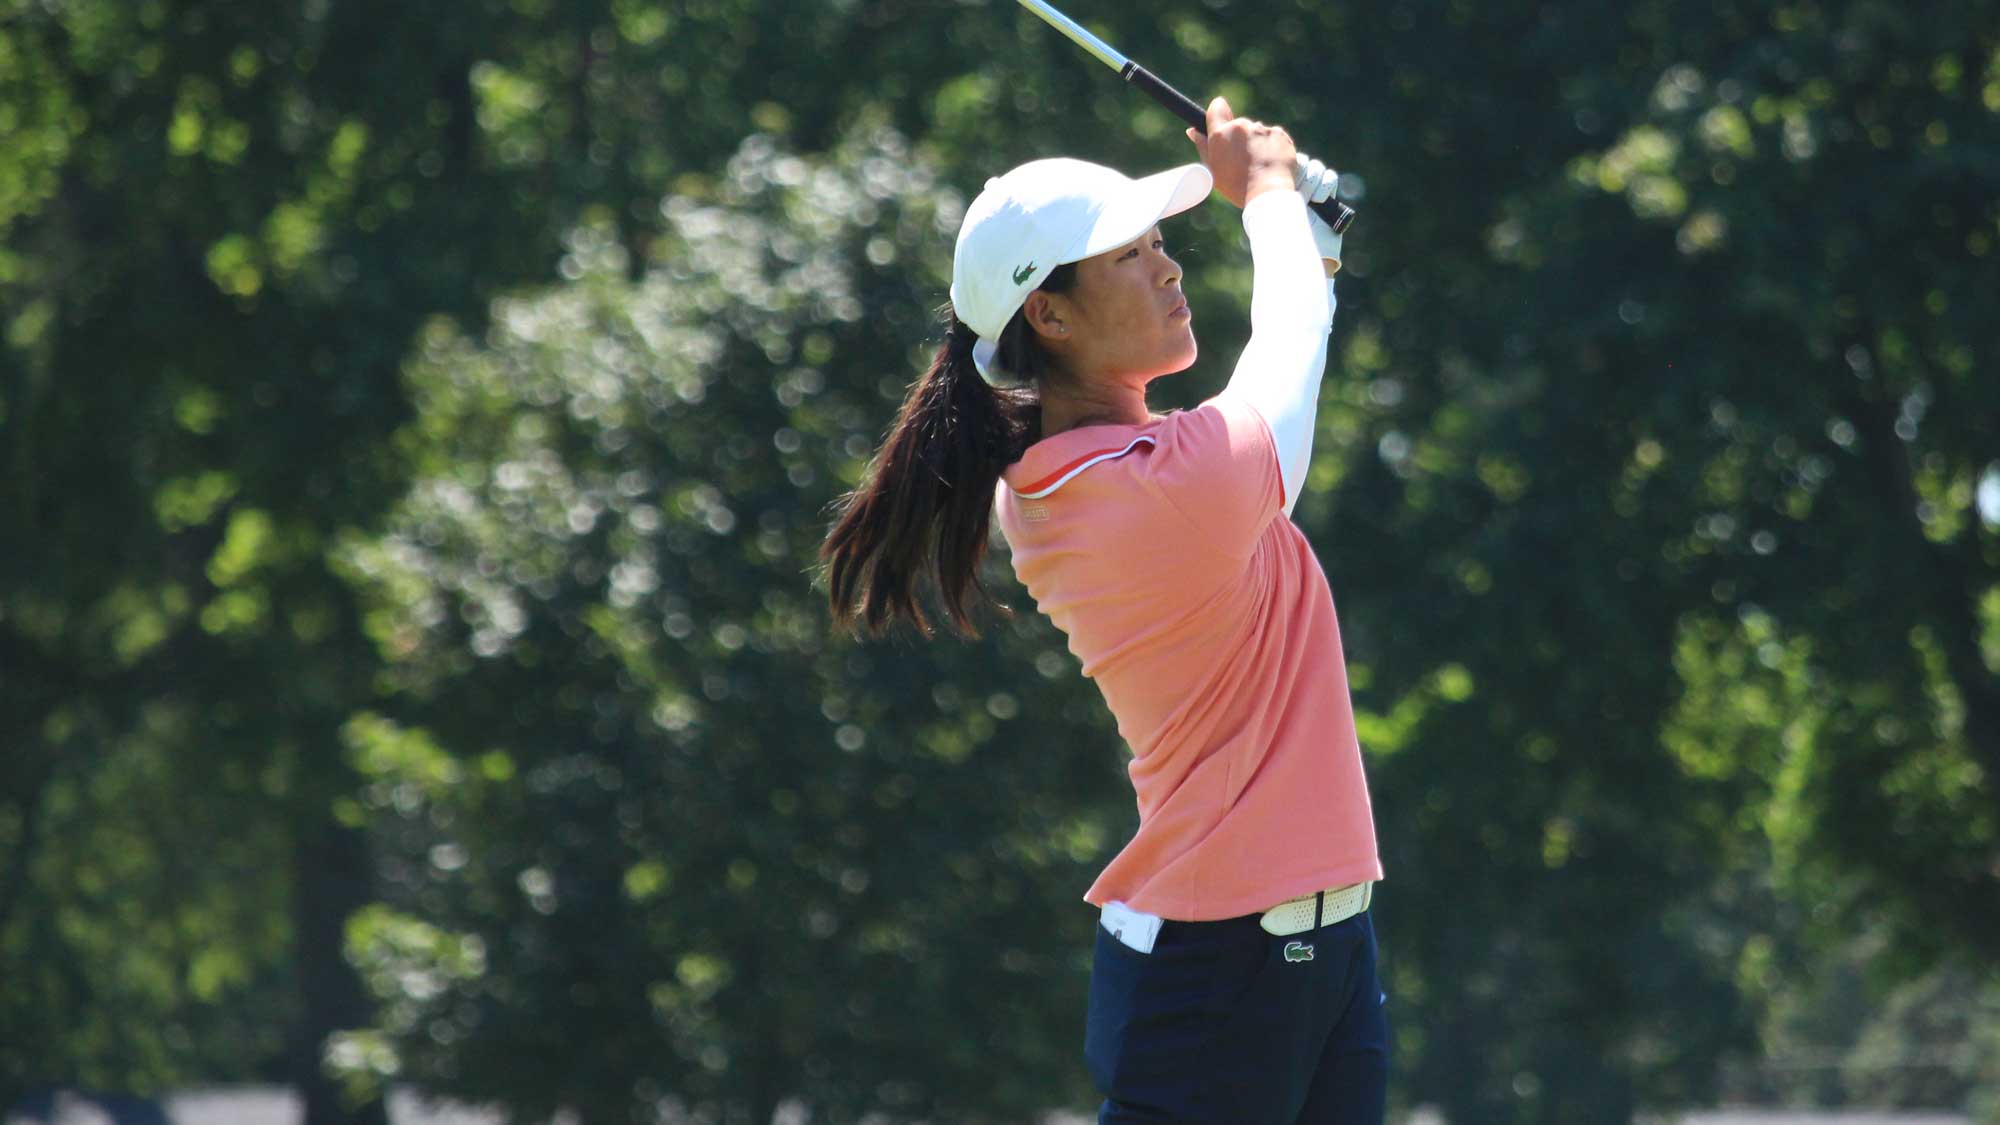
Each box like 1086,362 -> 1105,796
950,157 -> 1212,382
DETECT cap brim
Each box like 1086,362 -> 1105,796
971,337 -> 1001,383
1069,163 -> 1213,262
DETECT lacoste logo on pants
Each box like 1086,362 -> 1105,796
1284,941 -> 1314,962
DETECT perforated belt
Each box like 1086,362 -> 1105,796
1258,882 -> 1373,936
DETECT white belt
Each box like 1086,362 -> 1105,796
1259,882 -> 1372,936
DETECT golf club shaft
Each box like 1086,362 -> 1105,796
1016,0 -> 1357,234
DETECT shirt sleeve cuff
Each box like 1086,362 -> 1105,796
1241,189 -> 1310,244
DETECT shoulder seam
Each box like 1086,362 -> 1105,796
1010,435 -> 1157,499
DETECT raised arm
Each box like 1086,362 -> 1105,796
1186,97 -> 1342,518
1225,192 -> 1336,517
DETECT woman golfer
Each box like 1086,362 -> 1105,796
822,96 -> 1386,1123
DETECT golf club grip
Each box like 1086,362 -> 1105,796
1121,61 -> 1357,234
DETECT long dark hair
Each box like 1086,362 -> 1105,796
821,263 -> 1079,637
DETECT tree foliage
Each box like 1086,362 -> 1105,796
334,126 -> 1127,1124
2,1 -> 1996,1123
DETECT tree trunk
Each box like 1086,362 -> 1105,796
290,794 -> 389,1125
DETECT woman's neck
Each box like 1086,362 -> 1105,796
1039,377 -> 1151,436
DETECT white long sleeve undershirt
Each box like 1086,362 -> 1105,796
1221,190 -> 1339,518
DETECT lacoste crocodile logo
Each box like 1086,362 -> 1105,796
1284,941 -> 1315,963
1012,261 -> 1036,285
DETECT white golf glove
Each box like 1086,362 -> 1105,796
1294,151 -> 1343,271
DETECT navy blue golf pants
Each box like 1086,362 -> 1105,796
1084,907 -> 1388,1123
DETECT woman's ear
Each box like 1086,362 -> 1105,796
1023,290 -> 1070,343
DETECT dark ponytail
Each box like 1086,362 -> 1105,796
821,264 -> 1078,637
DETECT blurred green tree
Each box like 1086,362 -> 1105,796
4,0 -> 1994,1122
0,0 -> 1117,1114
0,0 -> 751,1116
1297,1 -> 2000,1119
335,124 -> 1129,1123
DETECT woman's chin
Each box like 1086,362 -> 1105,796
1133,335 -> 1198,382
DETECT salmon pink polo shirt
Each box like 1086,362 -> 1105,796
994,395 -> 1383,921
